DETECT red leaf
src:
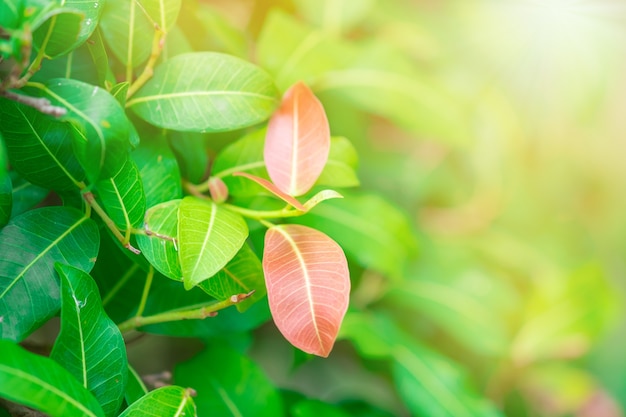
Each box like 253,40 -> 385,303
264,81 -> 331,197
232,172 -> 306,211
263,224 -> 350,357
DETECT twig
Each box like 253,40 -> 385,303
0,90 -> 66,117
0,398 -> 47,417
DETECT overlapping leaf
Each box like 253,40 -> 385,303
199,243 -> 266,312
118,386 -> 196,417
178,196 -> 248,289
32,9 -> 84,59
174,345 -> 283,417
264,81 -> 330,197
50,264 -> 128,417
127,52 -> 279,132
0,340 -> 105,417
290,191 -> 418,281
0,99 -> 85,191
263,224 -> 350,357
26,78 -> 132,182
125,365 -> 148,407
0,139 -> 11,226
95,158 -> 146,231
0,206 -> 99,341
8,173 -> 48,217
32,41 -> 102,86
136,199 -> 182,280
100,0 -> 182,68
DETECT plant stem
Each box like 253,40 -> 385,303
0,90 -> 67,117
117,291 -> 254,333
82,191 -> 140,254
126,27 -> 165,99
223,203 -> 305,220
135,266 -> 154,317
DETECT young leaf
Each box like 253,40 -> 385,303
178,196 -> 248,289
290,191 -> 418,281
264,81 -> 330,197
0,206 -> 99,341
198,243 -> 266,312
0,99 -> 85,191
263,224 -> 350,357
95,158 -> 146,231
0,340 -> 105,417
127,52 -> 280,132
136,199 -> 182,280
174,344 -> 283,417
50,264 -> 128,417
118,386 -> 196,417
26,78 -> 132,182
233,172 -> 305,211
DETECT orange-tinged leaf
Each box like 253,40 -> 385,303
264,81 -> 330,197
233,172 -> 306,211
263,224 -> 350,357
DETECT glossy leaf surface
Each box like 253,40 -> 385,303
0,206 -> 99,341
0,340 -> 105,417
198,243 -> 266,312
118,386 -> 196,417
0,99 -> 85,191
290,191 -> 418,280
174,344 -> 283,417
50,264 -> 128,417
136,199 -> 182,280
264,81 -> 330,197
178,196 -> 248,289
32,9 -> 84,58
95,158 -> 146,231
27,78 -> 132,182
128,52 -> 279,132
263,224 -> 350,357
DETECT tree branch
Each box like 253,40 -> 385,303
0,90 -> 66,117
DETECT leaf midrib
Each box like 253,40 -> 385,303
126,90 -> 277,107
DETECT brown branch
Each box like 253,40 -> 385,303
0,90 -> 66,117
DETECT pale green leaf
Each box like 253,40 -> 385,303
118,385 -> 196,417
178,196 -> 248,289
0,98 -> 85,191
316,136 -> 359,188
136,199 -> 182,280
0,206 -> 99,341
50,264 -> 128,417
290,191 -> 418,280
95,157 -> 146,231
174,345 -> 283,417
0,340 -> 105,417
198,243 -> 266,312
127,52 -> 279,132
293,0 -> 375,34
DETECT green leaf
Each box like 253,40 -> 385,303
32,9 -> 84,59
393,344 -> 503,417
316,136 -> 359,188
131,133 -> 182,208
0,98 -> 85,191
257,10 -> 355,90
178,196 -> 248,289
127,52 -> 279,132
0,206 -> 99,341
50,264 -> 128,417
8,173 -> 48,217
31,40 -> 102,86
212,128 -> 268,196
136,199 -> 182,280
291,399 -> 352,417
26,78 -> 132,182
198,243 -> 266,312
382,279 -> 508,355
111,82 -> 130,107
87,27 -> 113,87
0,173 -> 10,227
167,130 -> 208,183
100,0 -> 182,68
174,344 -> 283,417
125,365 -> 148,407
118,386 -> 196,417
95,157 -> 146,231
290,191 -> 418,280
0,340 -> 105,417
